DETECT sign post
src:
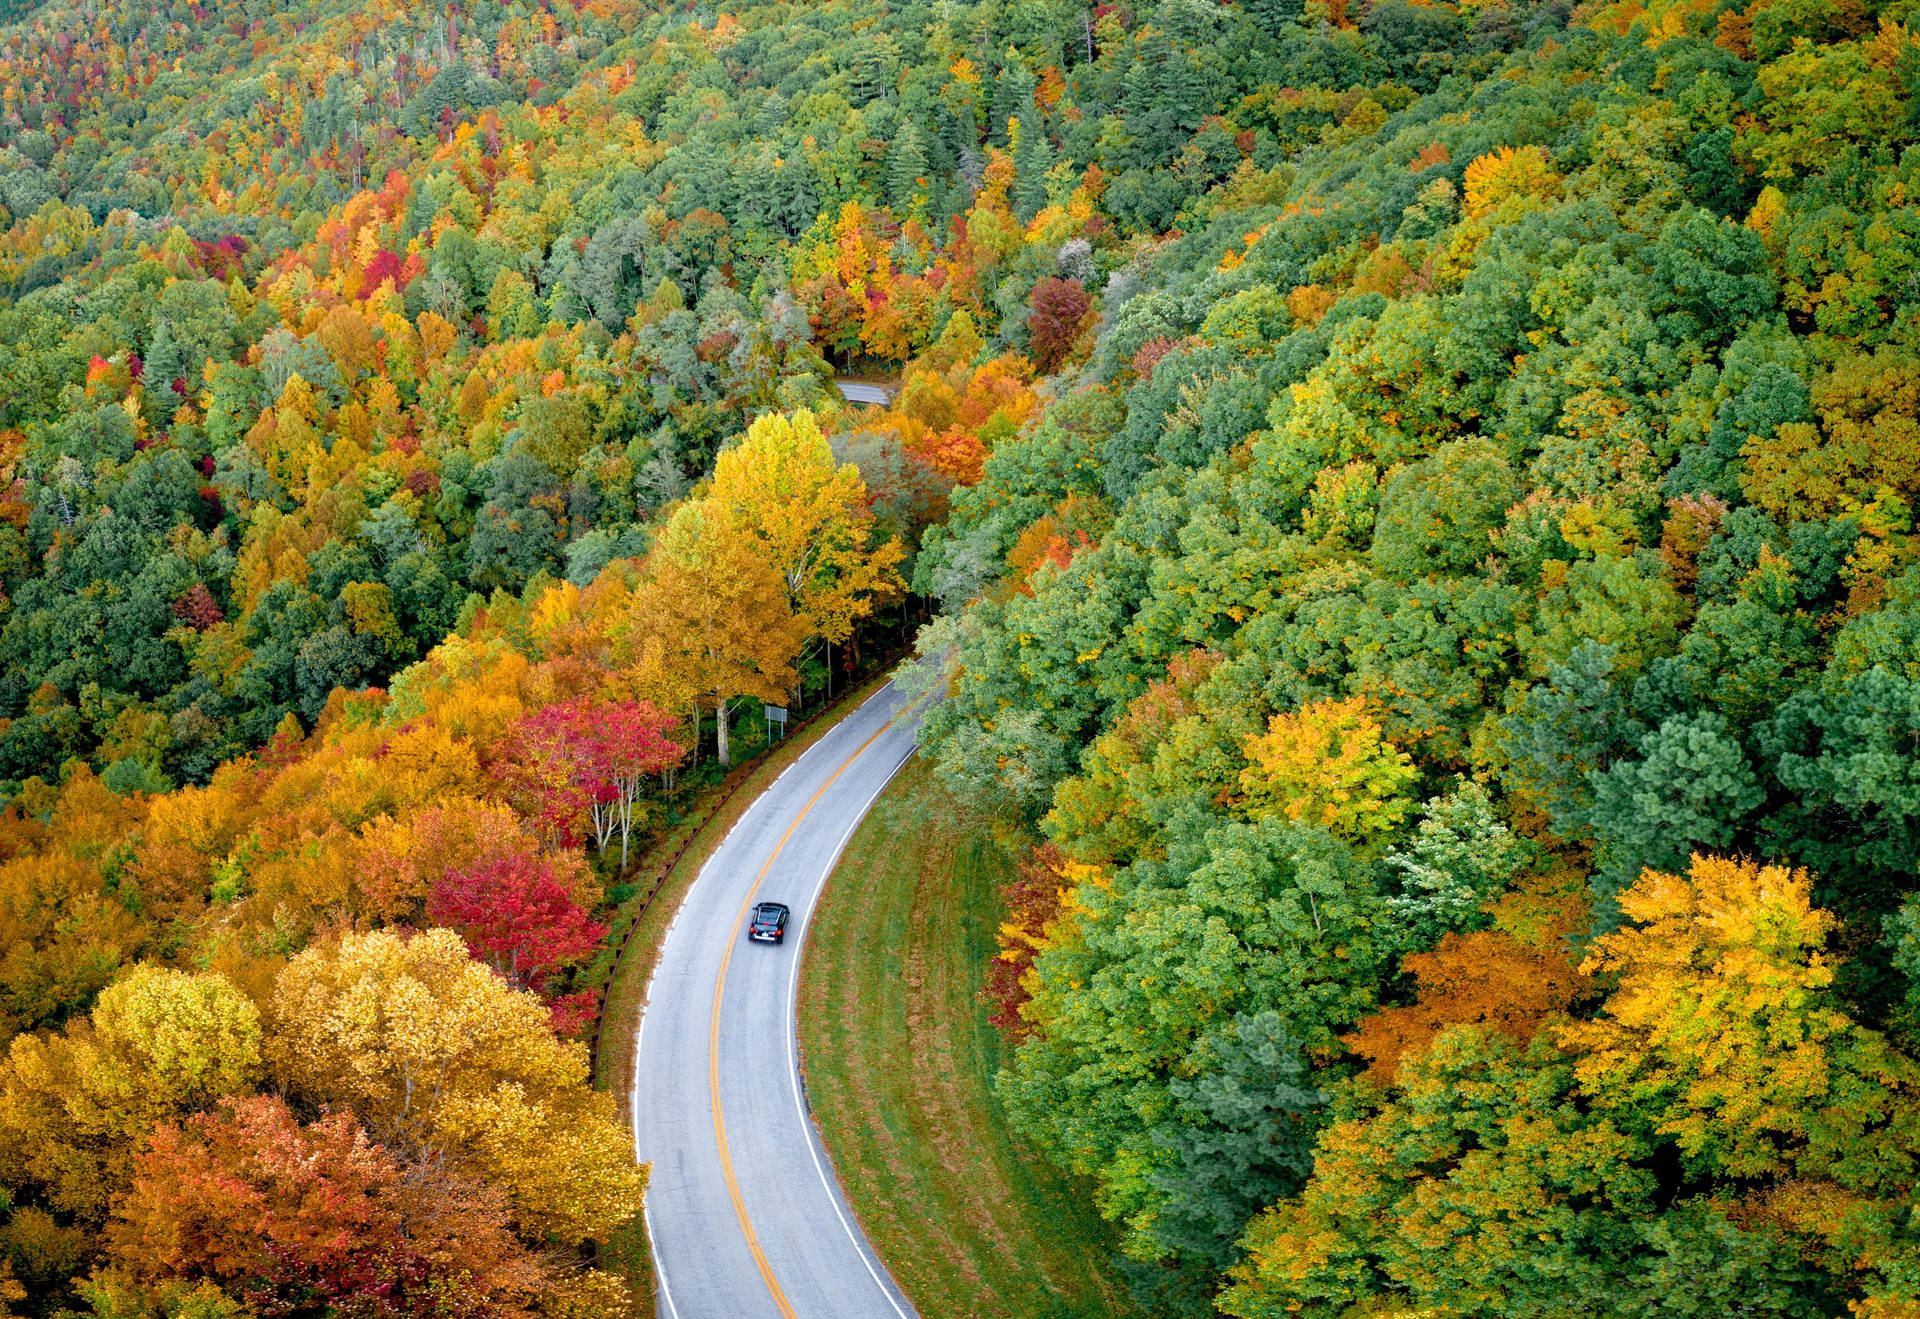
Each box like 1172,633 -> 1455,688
764,704 -> 788,743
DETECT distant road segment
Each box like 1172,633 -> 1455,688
833,380 -> 894,405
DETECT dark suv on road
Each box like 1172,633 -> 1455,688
748,902 -> 790,944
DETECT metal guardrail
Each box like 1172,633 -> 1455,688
586,647 -> 909,1081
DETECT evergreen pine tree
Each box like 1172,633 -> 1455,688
989,57 -> 1035,147
757,90 -> 790,136
1132,1013 -> 1325,1311
1010,114 -> 1052,222
887,120 -> 928,213
143,318 -> 189,425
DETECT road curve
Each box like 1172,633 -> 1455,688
632,680 -> 923,1319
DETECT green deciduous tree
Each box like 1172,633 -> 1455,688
1001,818 -> 1382,1251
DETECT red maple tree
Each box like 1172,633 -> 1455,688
425,850 -> 607,995
1025,277 -> 1092,375
494,700 -> 683,860
585,700 -> 684,866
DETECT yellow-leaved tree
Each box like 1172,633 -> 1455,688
707,408 -> 905,651
0,966 -> 262,1220
1558,855 -> 1920,1190
1461,144 -> 1562,220
1237,696 -> 1418,842
266,928 -> 646,1247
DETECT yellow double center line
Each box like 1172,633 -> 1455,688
707,715 -> 897,1319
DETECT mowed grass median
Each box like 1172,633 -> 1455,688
797,755 -> 1140,1319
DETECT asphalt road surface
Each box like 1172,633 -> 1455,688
632,681 -> 924,1319
833,379 -> 893,406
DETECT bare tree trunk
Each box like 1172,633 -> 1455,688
715,692 -> 731,766
616,781 -> 636,868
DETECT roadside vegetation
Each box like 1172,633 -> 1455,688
904,0 -> 1920,1307
0,413 -> 906,1315
798,756 -> 1139,1319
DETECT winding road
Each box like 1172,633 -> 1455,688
631,680 -> 924,1319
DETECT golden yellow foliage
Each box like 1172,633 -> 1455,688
537,1268 -> 635,1319
1854,1298 -> 1920,1319
0,967 -> 261,1220
268,927 -> 578,1137
1237,697 -> 1417,841
142,785 -> 245,870
1558,856 -> 1912,1185
622,499 -> 808,763
1461,144 -> 1561,220
1746,184 -> 1789,247
267,929 -> 645,1244
434,1080 -> 647,1245
707,408 -> 906,643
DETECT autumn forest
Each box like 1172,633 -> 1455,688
2,0 -> 1919,1309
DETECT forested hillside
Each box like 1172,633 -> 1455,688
901,0 -> 1920,1312
0,0 -> 1007,791
6,0 -> 1916,1309
0,405 -> 905,1314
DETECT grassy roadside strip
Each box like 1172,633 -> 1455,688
591,665 -> 899,1315
797,756 -> 1141,1319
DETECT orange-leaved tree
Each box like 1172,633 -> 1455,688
621,498 -> 806,766
109,1094 -> 547,1318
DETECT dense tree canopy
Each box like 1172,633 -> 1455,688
10,0 -> 1920,1308
0,399 -> 898,1312
870,0 -> 1920,1310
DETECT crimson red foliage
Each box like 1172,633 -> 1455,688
425,850 -> 607,993
984,842 -> 1071,1039
361,248 -> 407,293
545,988 -> 602,1038
171,582 -> 225,631
494,699 -> 683,856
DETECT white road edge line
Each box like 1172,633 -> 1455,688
633,687 -> 897,1319
632,1005 -> 682,1319
782,734 -> 921,1319
642,1201 -> 683,1319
